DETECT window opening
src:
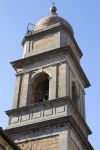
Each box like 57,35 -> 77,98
72,84 -> 78,108
35,78 -> 49,102
31,73 -> 49,104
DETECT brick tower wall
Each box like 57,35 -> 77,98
18,135 -> 59,150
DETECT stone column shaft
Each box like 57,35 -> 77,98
66,63 -> 70,96
12,75 -> 21,109
19,73 -> 30,107
49,65 -> 57,100
58,63 -> 67,97
59,128 -> 69,150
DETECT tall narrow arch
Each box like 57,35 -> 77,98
30,72 -> 49,104
72,82 -> 78,108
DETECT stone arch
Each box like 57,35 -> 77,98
30,71 -> 50,104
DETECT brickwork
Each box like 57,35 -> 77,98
18,135 -> 59,150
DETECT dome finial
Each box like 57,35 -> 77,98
52,2 -> 55,6
50,2 -> 57,15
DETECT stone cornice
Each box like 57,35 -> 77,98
6,97 -> 91,136
22,22 -> 82,58
5,116 -> 93,150
11,46 -> 90,88
10,47 -> 66,70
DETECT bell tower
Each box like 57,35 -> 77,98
5,5 -> 93,150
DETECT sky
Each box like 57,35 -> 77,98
0,0 -> 99,149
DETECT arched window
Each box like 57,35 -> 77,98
72,83 -> 78,108
0,144 -> 6,150
31,72 -> 49,104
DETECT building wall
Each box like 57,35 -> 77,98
24,31 -> 60,58
12,52 -> 85,119
66,54 -> 86,119
7,124 -> 70,150
18,135 -> 59,150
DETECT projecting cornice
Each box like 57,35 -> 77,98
5,116 -> 93,150
11,46 -> 90,88
22,23 -> 83,58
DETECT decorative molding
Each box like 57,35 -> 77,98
6,97 -> 91,139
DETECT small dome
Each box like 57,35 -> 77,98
34,6 -> 74,36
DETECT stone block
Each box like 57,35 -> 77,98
56,106 -> 65,113
10,117 -> 19,124
44,108 -> 53,116
32,112 -> 41,119
21,114 -> 30,122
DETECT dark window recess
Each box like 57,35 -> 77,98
72,85 -> 78,108
33,78 -> 49,103
31,72 -> 49,104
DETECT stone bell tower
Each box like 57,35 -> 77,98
5,5 -> 93,150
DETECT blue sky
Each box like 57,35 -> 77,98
0,0 -> 99,149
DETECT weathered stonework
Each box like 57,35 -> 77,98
18,135 -> 59,150
6,97 -> 91,139
5,6 -> 93,150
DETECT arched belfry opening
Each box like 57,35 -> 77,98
31,72 -> 49,104
72,82 -> 78,108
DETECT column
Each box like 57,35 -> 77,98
49,65 -> 57,100
12,75 -> 21,108
58,63 -> 67,98
59,127 -> 69,150
66,63 -> 70,96
19,73 -> 30,107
